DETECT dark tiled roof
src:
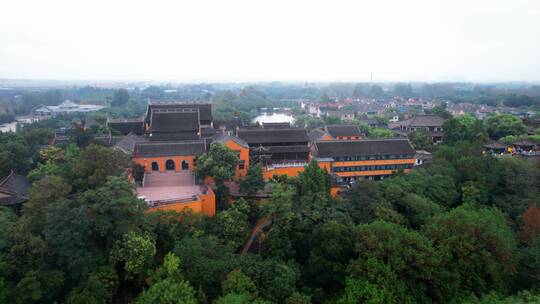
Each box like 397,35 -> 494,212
264,145 -> 311,153
513,140 -> 538,147
262,122 -> 291,129
237,128 -> 309,144
93,135 -> 114,146
134,140 -> 206,158
326,125 -> 362,137
0,172 -> 30,207
483,142 -> 507,149
108,118 -> 144,135
213,118 -> 243,131
148,132 -> 200,141
0,172 -> 30,197
358,118 -> 383,126
51,133 -> 71,146
200,126 -> 217,138
114,133 -> 149,154
147,102 -> 212,123
399,115 -> 446,127
149,108 -> 200,133
313,139 -> 414,157
308,129 -> 327,142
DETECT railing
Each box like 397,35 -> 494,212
145,195 -> 199,208
266,161 -> 308,169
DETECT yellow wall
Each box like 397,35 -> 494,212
335,169 -> 412,177
333,158 -> 415,167
147,187 -> 216,217
332,158 -> 415,178
263,166 -> 305,180
223,139 -> 250,178
262,160 -> 332,180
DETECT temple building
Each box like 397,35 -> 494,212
107,101 -> 422,215
108,118 -> 144,135
0,171 -> 30,213
109,102 -> 218,216
312,138 -> 416,182
308,124 -> 363,141
236,127 -> 311,179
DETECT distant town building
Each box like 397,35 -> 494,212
389,115 -> 446,144
33,100 -> 107,117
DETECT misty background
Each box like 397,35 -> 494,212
1,0 -> 539,82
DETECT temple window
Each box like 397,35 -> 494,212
181,160 -> 189,171
165,159 -> 175,171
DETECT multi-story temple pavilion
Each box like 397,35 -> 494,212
312,138 -> 415,182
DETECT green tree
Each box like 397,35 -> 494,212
135,253 -> 196,304
239,163 -> 265,196
408,129 -> 432,151
110,230 -> 156,279
112,89 -> 129,107
80,177 -> 147,249
423,204 -> 517,296
196,143 -> 238,184
21,176 -> 72,234
286,292 -> 312,304
344,180 -> 392,224
304,221 -> 354,294
74,144 -> 129,189
222,269 -> 257,297
368,127 -> 395,138
214,201 -> 250,250
343,220 -> 450,304
0,133 -> 31,176
65,266 -> 118,304
442,114 -> 488,144
484,114 -> 527,140
297,159 -> 330,197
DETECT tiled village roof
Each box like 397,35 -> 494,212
398,115 -> 446,128
134,140 -> 207,158
237,128 -> 309,145
326,125 -> 362,137
513,140 -> 538,147
313,138 -> 414,158
483,142 -> 507,149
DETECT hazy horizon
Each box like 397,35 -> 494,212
1,0 -> 539,83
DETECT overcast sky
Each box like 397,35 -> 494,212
1,0 -> 539,82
